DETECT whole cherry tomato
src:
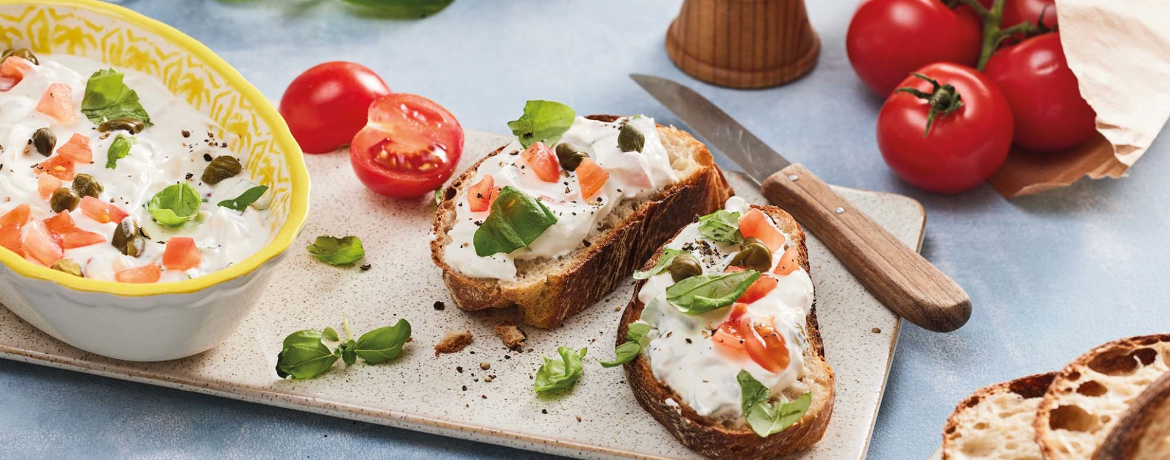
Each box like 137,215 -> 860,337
846,0 -> 983,96
1002,0 -> 1056,31
280,62 -> 391,154
984,33 -> 1096,153
877,63 -> 1013,193
349,94 -> 464,198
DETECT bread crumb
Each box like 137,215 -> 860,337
493,322 -> 527,350
484,376 -> 493,382
576,415 -> 582,422
480,362 -> 491,370
434,330 -> 473,356
871,327 -> 881,333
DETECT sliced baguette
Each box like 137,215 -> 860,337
1097,369 -> 1170,460
1034,334 -> 1170,460
619,204 -> 835,460
941,372 -> 1056,460
431,115 -> 733,329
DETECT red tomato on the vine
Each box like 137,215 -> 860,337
846,0 -> 983,96
280,62 -> 391,154
984,33 -> 1096,153
349,94 -> 464,198
877,63 -> 1013,193
1003,0 -> 1056,32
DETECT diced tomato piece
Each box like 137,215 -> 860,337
739,208 -> 785,253
56,133 -> 92,163
744,319 -> 790,373
724,265 -> 778,303
37,173 -> 62,199
80,196 -> 128,224
21,220 -> 63,266
0,226 -> 20,255
115,263 -> 161,284
43,210 -> 75,235
520,142 -> 560,183
61,229 -> 104,249
774,246 -> 801,276
0,204 -> 30,256
467,174 -> 499,212
0,204 -> 30,228
35,83 -> 76,124
0,56 -> 32,87
37,155 -> 74,181
162,237 -> 202,271
576,157 -> 609,200
712,303 -> 751,354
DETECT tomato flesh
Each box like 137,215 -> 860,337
37,155 -> 75,181
116,263 -> 161,284
44,211 -> 104,249
163,237 -> 202,271
0,56 -> 31,88
467,174 -> 499,212
712,303 -> 790,373
43,211 -> 74,235
37,174 -> 62,199
22,220 -> 63,266
57,133 -> 93,164
725,266 -> 778,304
80,196 -> 128,224
521,142 -> 560,183
36,83 -> 76,124
0,204 -> 31,255
280,62 -> 392,154
350,94 -> 464,198
774,246 -> 801,275
739,208 -> 784,252
576,158 -> 609,200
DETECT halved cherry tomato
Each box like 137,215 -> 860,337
739,208 -> 784,252
115,263 -> 161,284
576,158 -> 609,200
774,246 -> 802,276
467,174 -> 499,212
21,220 -> 62,266
37,155 -> 74,181
162,237 -> 202,271
56,133 -> 93,163
725,266 -> 778,304
80,196 -> 128,224
0,56 -> 32,88
37,174 -> 62,199
280,62 -> 392,154
36,83 -> 76,124
521,142 -> 560,183
0,204 -> 31,255
349,94 -> 464,198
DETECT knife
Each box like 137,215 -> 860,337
632,74 -> 971,333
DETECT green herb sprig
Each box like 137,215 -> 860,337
508,100 -> 575,149
534,346 -> 586,393
738,370 -> 812,437
307,235 -> 365,266
599,322 -> 652,368
666,269 -> 760,314
698,209 -> 743,243
633,248 -> 685,280
218,185 -> 268,212
106,134 -> 137,169
147,182 -> 201,226
276,319 -> 412,379
473,186 -> 557,256
82,69 -> 151,127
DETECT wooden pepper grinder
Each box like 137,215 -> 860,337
666,0 -> 821,89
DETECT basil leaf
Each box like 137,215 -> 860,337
473,186 -> 557,256
698,210 -> 742,243
340,340 -> 357,366
106,134 -> 137,169
534,346 -> 586,392
307,235 -> 365,266
666,269 -> 760,314
275,330 -> 339,379
217,185 -> 268,212
626,322 -> 652,343
738,370 -> 811,436
81,68 -> 151,127
737,370 -> 772,414
338,0 -> 453,18
633,248 -> 685,280
353,319 -> 411,364
148,183 -> 201,226
322,327 -> 340,342
599,341 -> 642,368
508,100 -> 575,149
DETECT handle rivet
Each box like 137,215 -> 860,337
787,174 -> 799,181
834,207 -> 845,214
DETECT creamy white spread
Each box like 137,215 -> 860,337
0,54 -> 272,282
636,197 -> 815,420
443,116 -> 677,281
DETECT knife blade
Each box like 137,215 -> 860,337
632,74 -> 972,333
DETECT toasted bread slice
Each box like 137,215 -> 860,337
1034,334 -> 1170,459
619,205 -> 835,460
941,373 -> 1055,460
431,115 -> 733,329
1098,369 -> 1170,460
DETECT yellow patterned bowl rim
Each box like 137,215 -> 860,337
0,0 -> 311,297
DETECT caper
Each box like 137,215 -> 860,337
51,259 -> 82,277
669,253 -> 703,282
555,142 -> 588,171
2,48 -> 38,65
729,237 -> 773,272
49,187 -> 79,212
617,122 -> 645,153
32,127 -> 55,156
72,174 -> 103,199
201,156 -> 242,184
111,219 -> 145,258
97,117 -> 145,134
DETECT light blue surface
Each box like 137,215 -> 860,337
2,0 -> 1167,459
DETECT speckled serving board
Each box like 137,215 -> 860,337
0,130 -> 924,460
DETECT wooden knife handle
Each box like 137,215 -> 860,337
762,163 -> 971,332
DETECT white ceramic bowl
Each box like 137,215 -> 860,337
0,0 -> 310,361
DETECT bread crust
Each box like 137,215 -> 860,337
1034,334 -> 1170,460
940,372 -> 1055,460
618,205 -> 835,460
430,118 -> 733,329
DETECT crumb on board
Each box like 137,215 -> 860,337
493,322 -> 527,350
871,327 -> 882,333
434,330 -> 473,356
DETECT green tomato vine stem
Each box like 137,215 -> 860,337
951,0 -> 1045,70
